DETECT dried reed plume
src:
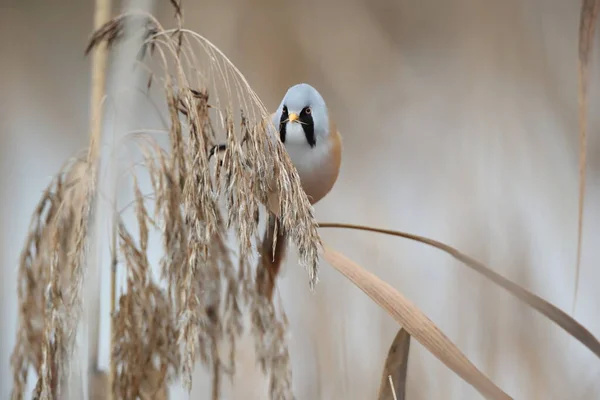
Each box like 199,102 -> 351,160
87,6 -> 322,399
13,2 -> 320,398
11,156 -> 93,399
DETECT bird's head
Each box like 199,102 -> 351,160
274,83 -> 329,148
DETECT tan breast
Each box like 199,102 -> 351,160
300,127 -> 342,205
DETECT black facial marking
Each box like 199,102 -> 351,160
279,105 -> 288,143
300,106 -> 316,147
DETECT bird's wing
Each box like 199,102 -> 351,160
328,118 -> 343,189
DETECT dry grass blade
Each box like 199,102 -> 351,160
377,328 -> 410,400
318,223 -> 600,359
573,0 -> 600,313
323,246 -> 512,400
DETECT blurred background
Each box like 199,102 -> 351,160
2,0 -> 600,399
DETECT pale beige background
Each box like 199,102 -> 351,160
1,0 -> 600,399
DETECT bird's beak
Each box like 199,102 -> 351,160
288,113 -> 299,123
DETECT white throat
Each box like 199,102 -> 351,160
285,121 -> 310,146
284,124 -> 330,181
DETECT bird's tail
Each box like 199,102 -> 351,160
256,213 -> 287,300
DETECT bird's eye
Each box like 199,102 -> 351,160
282,105 -> 288,113
304,107 -> 312,115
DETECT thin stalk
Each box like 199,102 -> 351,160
96,2 -> 157,398
87,0 -> 112,387
88,0 -> 112,165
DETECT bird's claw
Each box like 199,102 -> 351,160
209,144 -> 227,161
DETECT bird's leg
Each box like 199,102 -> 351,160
208,143 -> 227,161
208,130 -> 251,159
208,133 -> 252,168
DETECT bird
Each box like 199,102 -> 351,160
271,83 -> 342,205
211,83 -> 342,299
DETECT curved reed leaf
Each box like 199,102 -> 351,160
323,246 -> 512,400
574,0 -> 600,313
377,328 -> 410,400
318,223 -> 600,359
